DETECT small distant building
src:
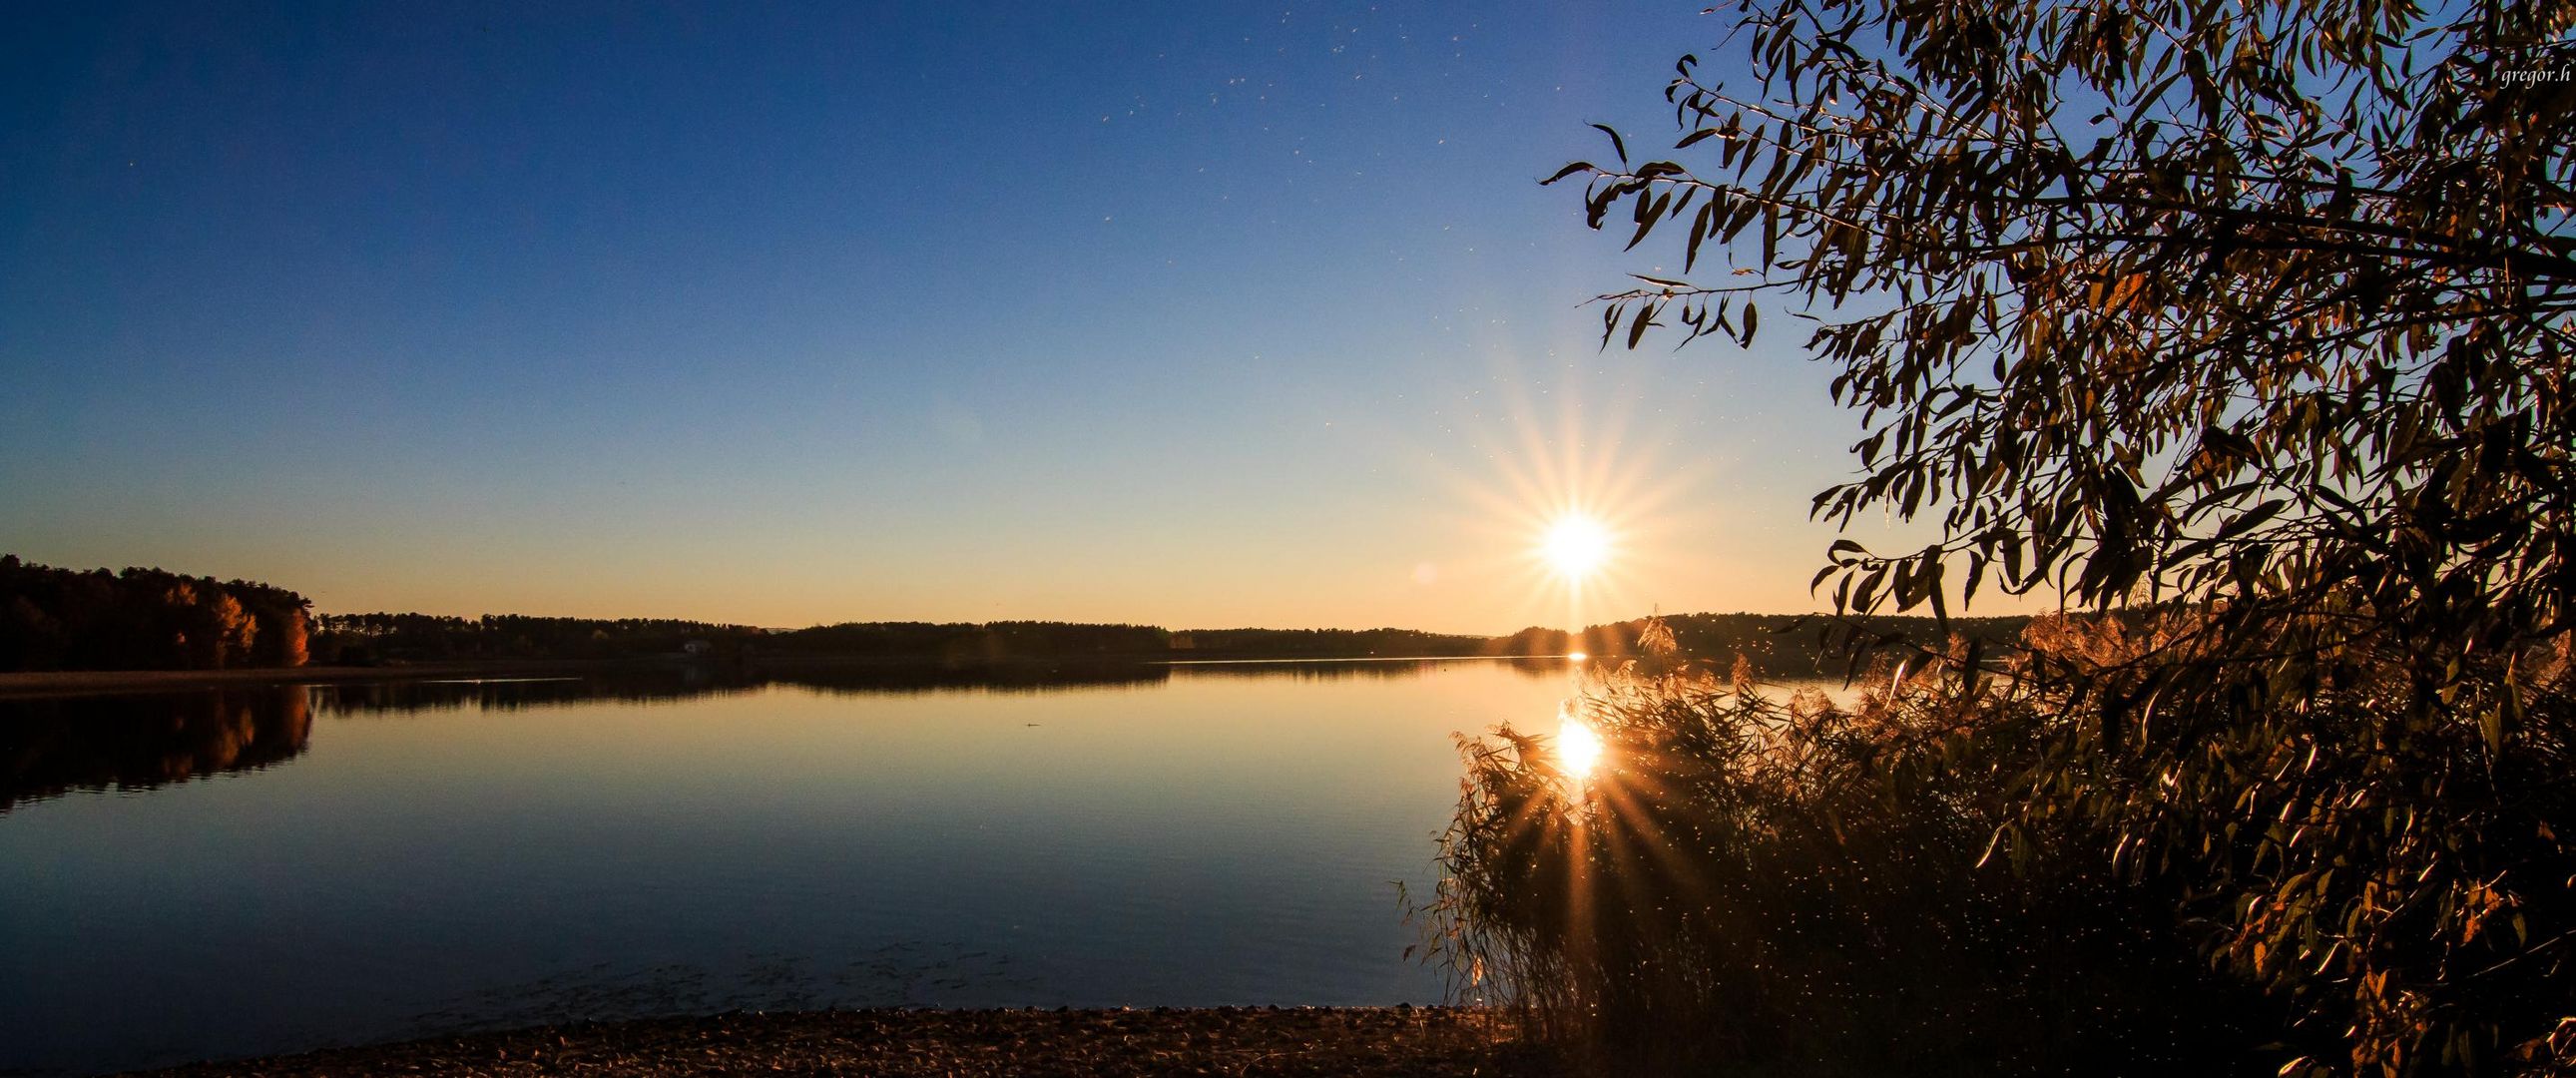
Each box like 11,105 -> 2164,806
681,640 -> 713,657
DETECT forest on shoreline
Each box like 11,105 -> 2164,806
0,554 -> 2013,676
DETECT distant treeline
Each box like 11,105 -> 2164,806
764,620 -> 1171,662
1170,627 -> 1489,658
310,618 -> 1496,666
756,614 -> 2032,673
311,612 -> 768,666
0,556 -> 311,673
1507,611 -> 2035,676
2,552 -> 2035,675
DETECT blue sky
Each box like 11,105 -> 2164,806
1,2 -> 1904,632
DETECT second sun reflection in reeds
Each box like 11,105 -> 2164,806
1555,701 -> 1604,780
1553,649 -> 1606,790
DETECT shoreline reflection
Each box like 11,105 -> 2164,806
0,658 -> 1567,808
0,688 -> 312,811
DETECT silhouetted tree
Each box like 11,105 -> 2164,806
1562,0 -> 2572,671
1512,0 -> 2576,1071
0,557 -> 312,672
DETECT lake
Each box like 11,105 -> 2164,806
1,658 -> 1594,1075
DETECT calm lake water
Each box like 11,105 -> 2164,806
1,658 -> 1593,1075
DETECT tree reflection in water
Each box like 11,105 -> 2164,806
0,688 -> 312,811
0,657 -> 1568,811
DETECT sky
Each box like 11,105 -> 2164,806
0,2 -> 1939,633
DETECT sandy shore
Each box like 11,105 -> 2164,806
123,1006 -> 1544,1078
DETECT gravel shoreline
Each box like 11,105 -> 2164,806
123,1006 -> 1549,1078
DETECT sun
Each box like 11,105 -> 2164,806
1540,514 -> 1613,581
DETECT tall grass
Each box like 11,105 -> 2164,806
1423,624 -> 2576,1075
1422,662 -> 2268,1074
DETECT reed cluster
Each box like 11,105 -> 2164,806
1425,622 -> 2576,1076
